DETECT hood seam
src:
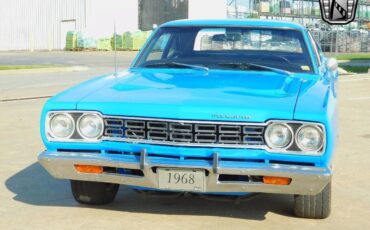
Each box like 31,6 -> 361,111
292,80 -> 304,120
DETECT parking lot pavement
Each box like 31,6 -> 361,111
0,52 -> 369,229
0,51 -> 137,68
0,68 -> 113,101
0,51 -> 135,101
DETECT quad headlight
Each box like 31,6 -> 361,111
264,121 -> 325,155
49,113 -> 75,139
296,125 -> 323,152
77,114 -> 104,139
264,123 -> 293,149
46,112 -> 103,142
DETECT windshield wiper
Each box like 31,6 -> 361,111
218,62 -> 291,76
144,62 -> 209,72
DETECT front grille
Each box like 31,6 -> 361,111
103,117 -> 265,148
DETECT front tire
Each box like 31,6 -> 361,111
71,180 -> 119,205
294,182 -> 331,219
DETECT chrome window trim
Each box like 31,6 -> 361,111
307,31 -> 321,67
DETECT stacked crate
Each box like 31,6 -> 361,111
81,38 -> 97,49
65,30 -> 152,51
111,34 -> 124,50
65,31 -> 77,50
123,31 -> 152,50
137,30 -> 152,49
97,38 -> 112,50
131,31 -> 148,50
122,32 -> 133,50
77,32 -> 97,49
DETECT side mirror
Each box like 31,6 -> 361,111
326,58 -> 338,72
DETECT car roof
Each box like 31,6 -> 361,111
161,19 -> 306,31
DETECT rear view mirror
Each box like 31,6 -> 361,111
326,58 -> 338,72
226,34 -> 241,42
212,34 -> 242,42
212,34 -> 226,42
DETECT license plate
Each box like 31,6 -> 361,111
157,168 -> 205,192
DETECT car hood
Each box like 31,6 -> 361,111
75,69 -> 303,122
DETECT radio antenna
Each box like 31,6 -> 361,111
113,19 -> 118,77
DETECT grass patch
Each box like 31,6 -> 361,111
0,64 -> 62,71
339,65 -> 369,73
334,53 -> 370,61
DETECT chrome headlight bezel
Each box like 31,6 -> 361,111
47,113 -> 75,140
45,111 -> 104,143
295,124 -> 324,153
264,123 -> 294,150
264,121 -> 326,156
76,113 -> 104,140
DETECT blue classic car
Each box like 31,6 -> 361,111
38,19 -> 339,219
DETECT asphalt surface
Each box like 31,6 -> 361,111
0,51 -> 136,100
0,51 -> 137,68
0,52 -> 369,229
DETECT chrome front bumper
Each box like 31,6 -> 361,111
38,150 -> 332,195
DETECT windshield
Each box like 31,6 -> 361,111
134,26 -> 314,73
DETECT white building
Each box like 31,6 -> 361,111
0,0 -> 227,51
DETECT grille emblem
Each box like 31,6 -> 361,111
211,114 -> 251,120
320,0 -> 358,24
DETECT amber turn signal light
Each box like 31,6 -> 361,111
263,176 -> 291,185
75,165 -> 103,174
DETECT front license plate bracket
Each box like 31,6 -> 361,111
157,168 -> 206,192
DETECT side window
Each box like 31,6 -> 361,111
147,33 -> 171,61
307,32 -> 321,66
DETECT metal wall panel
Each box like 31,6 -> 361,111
0,0 -> 86,51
